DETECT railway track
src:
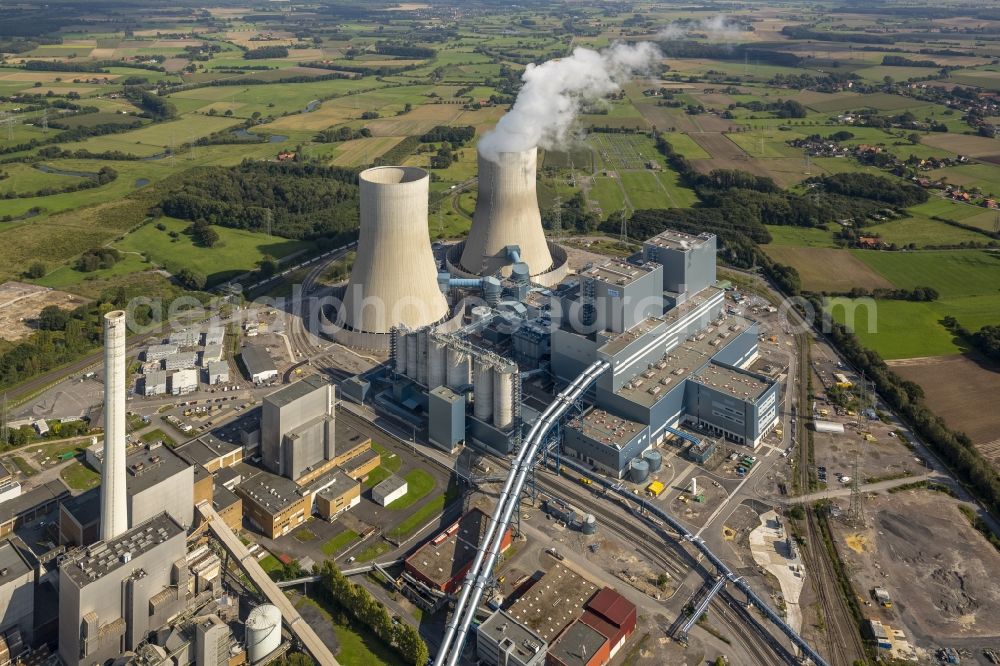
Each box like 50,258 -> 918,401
793,332 -> 867,666
533,472 -> 794,665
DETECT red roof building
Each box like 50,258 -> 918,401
583,587 -> 637,659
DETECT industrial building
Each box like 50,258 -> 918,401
371,475 -> 408,506
164,352 -> 198,371
0,480 -> 68,537
176,434 -> 244,473
507,564 -> 598,644
404,508 -> 513,594
145,344 -> 178,362
201,344 -> 223,366
58,512 -> 188,666
312,471 -> 361,521
241,347 -> 278,384
0,538 -> 34,643
143,370 -> 167,396
60,443 -> 195,545
235,470 -> 312,538
171,368 -> 198,396
206,361 -> 229,385
261,376 -> 337,481
476,609 -> 547,666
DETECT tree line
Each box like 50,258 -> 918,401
942,317 -> 1000,363
317,561 -> 428,665
159,161 -> 360,241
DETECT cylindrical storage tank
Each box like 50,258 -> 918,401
340,167 -> 448,334
446,347 -> 471,390
643,449 -> 663,472
473,359 -> 494,422
246,604 -> 282,664
405,331 -> 418,379
427,337 -> 447,389
416,328 -> 428,385
581,514 -> 597,535
511,262 -> 530,286
460,147 -> 554,278
629,458 -> 650,484
492,366 -> 515,430
471,305 -> 493,324
482,277 -> 503,306
392,328 -> 407,375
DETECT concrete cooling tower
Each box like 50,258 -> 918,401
450,147 -> 568,287
337,166 -> 448,349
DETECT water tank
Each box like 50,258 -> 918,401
416,328 -> 428,385
482,277 -> 503,306
427,337 -> 447,389
473,358 -> 494,422
629,458 -> 650,484
446,347 -> 471,390
405,330 -> 418,379
246,604 -> 282,663
471,305 -> 493,324
492,365 -> 515,430
643,449 -> 663,472
581,514 -> 597,535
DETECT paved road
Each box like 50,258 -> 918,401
785,472 -> 943,504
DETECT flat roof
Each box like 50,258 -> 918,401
242,346 -> 277,376
146,370 -> 167,383
406,508 -> 494,589
61,513 -> 183,588
549,619 -> 608,666
479,610 -> 546,661
507,563 -> 598,642
429,385 -> 462,404
264,375 -> 328,408
580,260 -> 656,288
615,315 -> 754,408
212,485 -> 241,513
207,360 -> 228,374
315,470 -> 358,500
690,361 -> 771,401
644,229 -> 714,251
599,286 -> 727,357
0,479 -> 68,524
336,424 -> 371,457
0,538 -> 33,586
372,474 -> 407,495
236,469 -> 308,515
62,489 -> 100,527
176,435 -> 242,467
566,408 -> 644,449
126,444 -> 191,495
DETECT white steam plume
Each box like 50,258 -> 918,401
657,15 -> 743,42
477,42 -> 661,161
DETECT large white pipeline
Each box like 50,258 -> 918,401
436,360 -> 609,666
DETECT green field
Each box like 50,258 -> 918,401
60,461 -> 101,490
854,250 -> 1000,301
827,298 -> 963,359
385,469 -> 436,510
115,217 -> 310,285
764,225 -> 838,248
295,596 -> 406,666
321,530 -> 359,556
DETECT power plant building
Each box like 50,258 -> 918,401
241,347 -> 278,385
0,538 -> 35,643
58,512 -> 188,666
143,370 -> 167,396
476,609 -> 547,666
206,361 -> 229,385
261,376 -> 336,481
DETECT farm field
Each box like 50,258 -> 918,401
888,355 -> 1000,448
763,225 -> 838,248
761,247 -> 894,291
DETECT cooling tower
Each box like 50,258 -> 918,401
101,310 -> 128,541
460,147 -> 553,277
340,167 -> 448,335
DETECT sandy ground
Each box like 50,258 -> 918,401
0,281 -> 88,342
749,510 -> 805,634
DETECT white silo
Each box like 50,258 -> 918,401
416,328 -> 428,385
245,604 -> 282,663
340,166 -> 447,336
405,329 -> 418,379
473,358 -> 494,422
492,364 -> 516,431
460,147 -> 553,278
446,346 -> 471,390
427,335 -> 448,389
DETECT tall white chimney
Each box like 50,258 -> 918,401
100,310 -> 128,541
460,147 -> 553,278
